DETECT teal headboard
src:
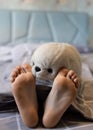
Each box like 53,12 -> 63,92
0,10 -> 89,46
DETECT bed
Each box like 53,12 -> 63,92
0,10 -> 93,130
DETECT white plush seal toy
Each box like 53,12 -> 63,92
30,42 -> 93,120
31,43 -> 82,81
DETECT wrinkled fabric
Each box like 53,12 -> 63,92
0,43 -> 93,120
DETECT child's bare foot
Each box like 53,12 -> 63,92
10,64 -> 38,128
42,68 -> 79,128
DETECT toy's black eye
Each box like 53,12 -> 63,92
47,68 -> 53,73
35,66 -> 41,72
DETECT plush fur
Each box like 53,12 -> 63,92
30,43 -> 82,81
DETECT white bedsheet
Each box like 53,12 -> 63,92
0,43 -> 93,94
0,43 -> 93,120
0,44 -> 38,94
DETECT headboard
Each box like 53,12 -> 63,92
0,10 -> 89,46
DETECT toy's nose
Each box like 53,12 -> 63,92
35,66 -> 41,72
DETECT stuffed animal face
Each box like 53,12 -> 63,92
31,43 -> 81,80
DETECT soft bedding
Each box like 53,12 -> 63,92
0,43 -> 93,129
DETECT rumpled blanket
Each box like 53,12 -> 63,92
0,43 -> 93,120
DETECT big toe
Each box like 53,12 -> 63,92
22,64 -> 32,72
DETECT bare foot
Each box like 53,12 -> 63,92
42,68 -> 79,128
10,64 -> 38,128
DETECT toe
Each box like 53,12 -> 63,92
22,64 -> 32,72
10,73 -> 16,83
74,77 -> 78,83
67,70 -> 75,79
67,70 -> 79,88
58,68 -> 68,77
10,76 -> 14,83
10,66 -> 21,82
74,78 -> 79,88
71,74 -> 77,80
